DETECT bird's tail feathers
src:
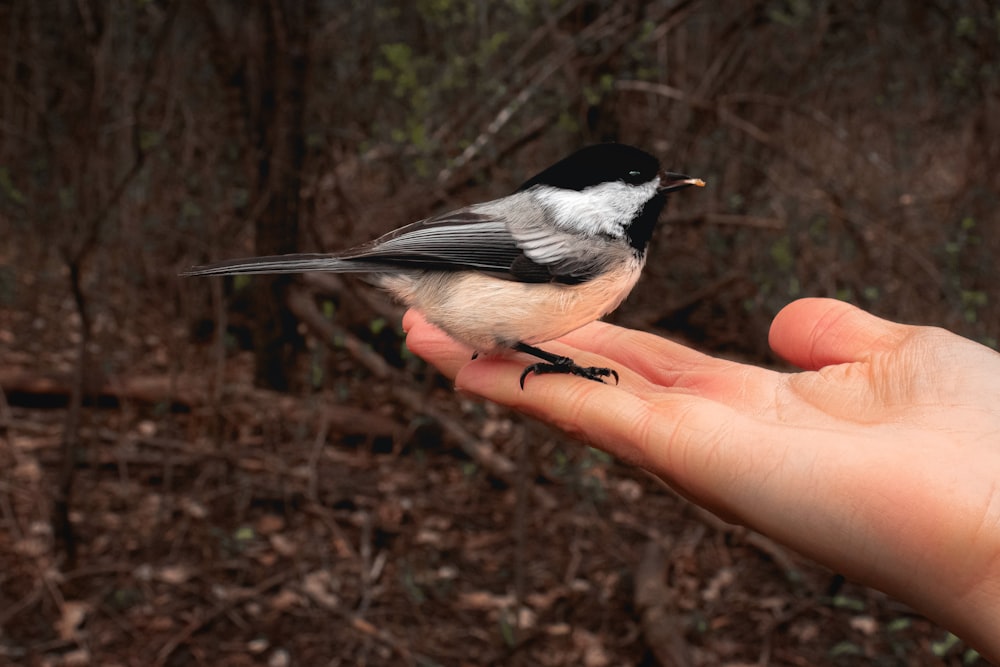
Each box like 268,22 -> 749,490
181,253 -> 370,277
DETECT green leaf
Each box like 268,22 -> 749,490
139,129 -> 161,151
787,276 -> 800,297
829,641 -> 862,657
310,358 -> 324,388
885,617 -> 911,632
931,632 -> 960,657
0,167 -> 25,204
830,594 -> 866,612
769,235 -> 793,271
233,525 -> 255,542
498,610 -> 516,647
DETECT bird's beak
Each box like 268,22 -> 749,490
659,172 -> 706,193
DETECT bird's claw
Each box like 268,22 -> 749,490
519,361 -> 620,389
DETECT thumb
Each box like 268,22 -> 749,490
769,298 -> 910,370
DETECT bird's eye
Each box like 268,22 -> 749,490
628,170 -> 641,177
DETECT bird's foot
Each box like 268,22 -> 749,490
519,355 -> 619,389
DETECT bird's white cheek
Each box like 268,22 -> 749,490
532,180 -> 659,238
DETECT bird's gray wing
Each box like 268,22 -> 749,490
183,206 -> 614,283
347,206 -> 615,284
342,209 -> 524,274
180,209 -> 520,278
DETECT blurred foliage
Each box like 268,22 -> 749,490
1,0 -> 998,376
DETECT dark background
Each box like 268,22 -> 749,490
0,1 -> 997,665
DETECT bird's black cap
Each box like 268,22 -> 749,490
517,143 -> 661,192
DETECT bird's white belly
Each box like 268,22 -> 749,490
379,260 -> 644,351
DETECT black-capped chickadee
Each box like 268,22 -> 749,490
183,144 -> 704,387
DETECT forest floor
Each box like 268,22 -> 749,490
0,286 -> 985,667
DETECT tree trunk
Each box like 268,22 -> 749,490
250,0 -> 312,391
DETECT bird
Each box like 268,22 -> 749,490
183,143 -> 704,388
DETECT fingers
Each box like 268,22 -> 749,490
404,309 -> 765,405
769,298 -> 911,370
558,320 -> 727,378
451,354 -> 703,472
453,355 -> 792,529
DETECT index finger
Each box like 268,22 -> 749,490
453,353 -> 740,478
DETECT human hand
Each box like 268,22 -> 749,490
403,298 -> 1000,659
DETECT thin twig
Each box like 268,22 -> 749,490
154,569 -> 297,666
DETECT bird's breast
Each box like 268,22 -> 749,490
378,256 -> 645,351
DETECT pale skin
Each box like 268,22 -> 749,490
402,297 -> 1000,661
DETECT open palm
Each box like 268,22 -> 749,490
404,298 -> 1000,659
